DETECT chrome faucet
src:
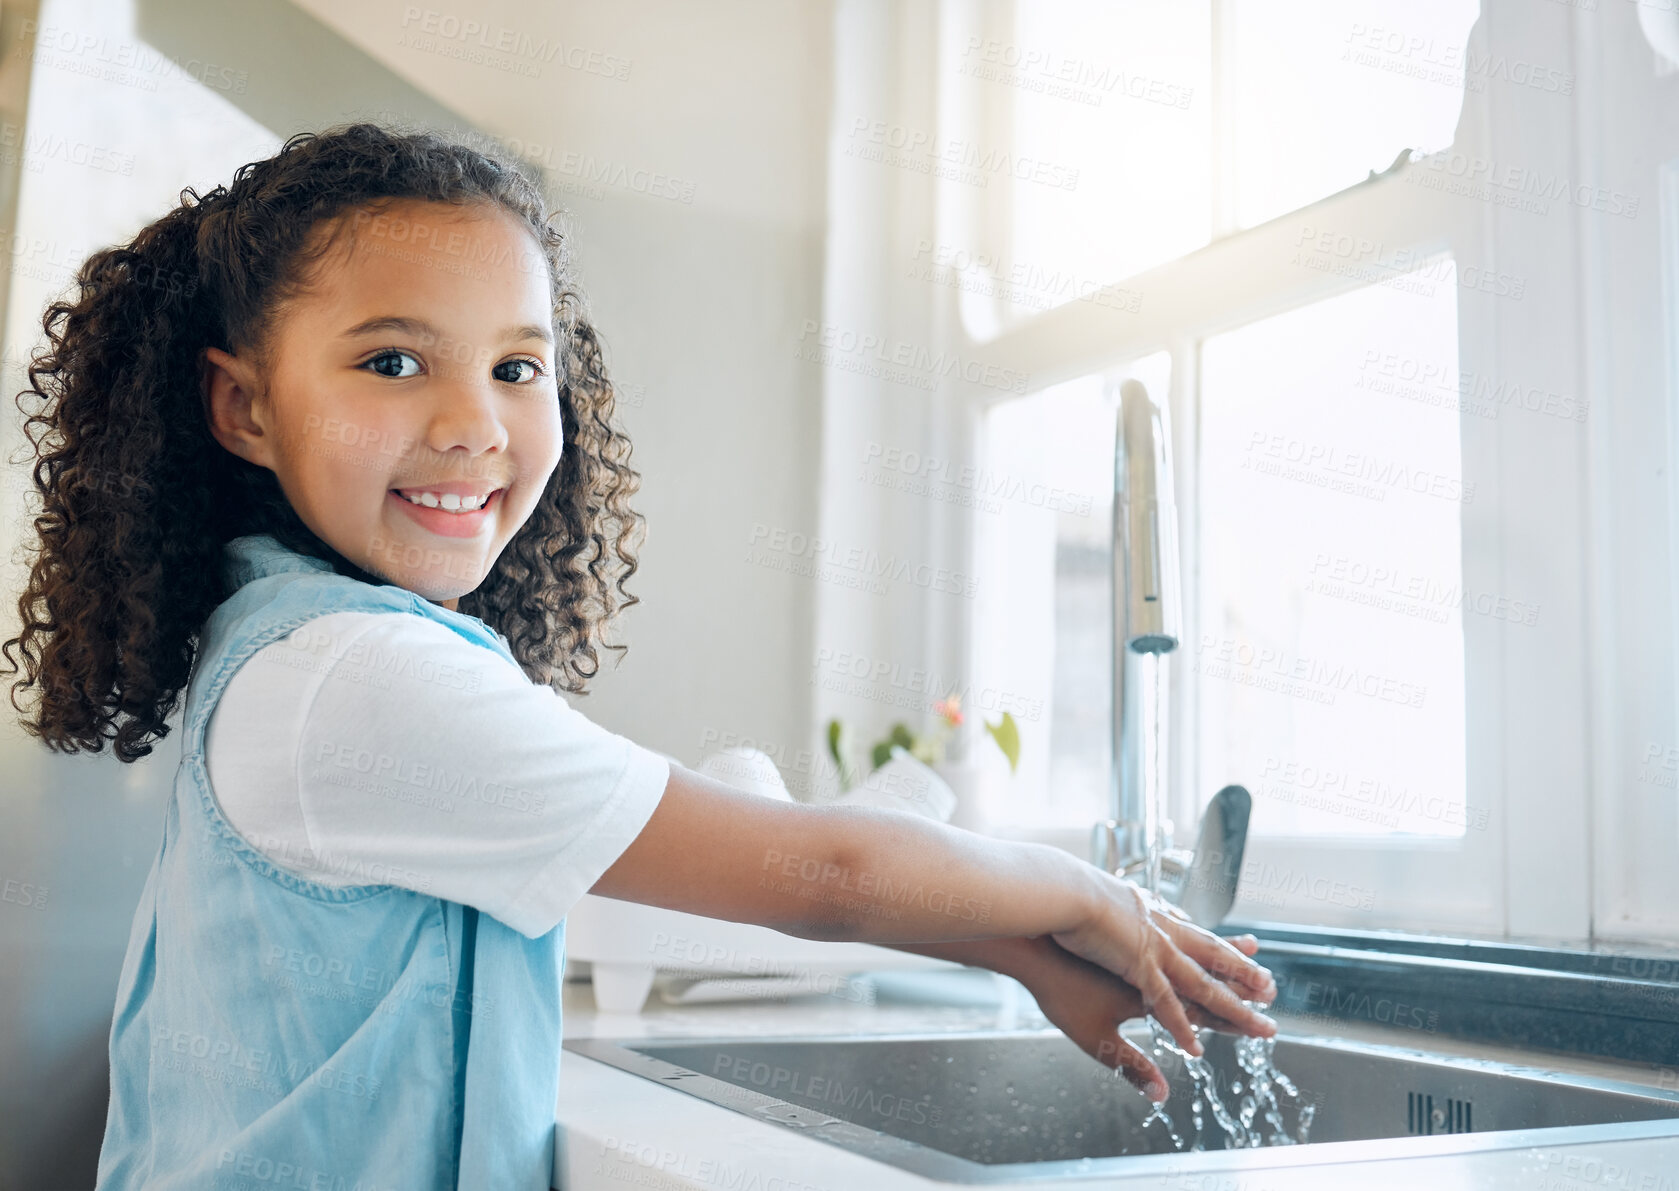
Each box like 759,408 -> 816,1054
1089,380 -> 1250,927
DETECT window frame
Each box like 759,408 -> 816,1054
953,2 -> 1598,942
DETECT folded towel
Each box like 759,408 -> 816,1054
696,746 -> 794,802
832,746 -> 955,822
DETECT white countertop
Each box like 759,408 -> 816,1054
553,967 -> 1679,1189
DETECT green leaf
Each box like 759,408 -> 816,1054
826,719 -> 855,792
870,740 -> 895,770
888,721 -> 915,750
985,711 -> 1021,774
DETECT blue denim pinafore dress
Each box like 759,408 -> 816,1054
97,533 -> 566,1190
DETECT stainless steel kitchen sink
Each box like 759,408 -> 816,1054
564,1029 -> 1679,1182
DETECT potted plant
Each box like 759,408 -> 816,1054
826,695 -> 1019,831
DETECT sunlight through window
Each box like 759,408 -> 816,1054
1196,261 -> 1468,837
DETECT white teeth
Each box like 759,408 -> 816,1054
398,490 -> 491,512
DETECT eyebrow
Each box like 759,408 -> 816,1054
340,314 -> 554,346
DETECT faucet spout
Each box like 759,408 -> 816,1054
1116,378 -> 1182,655
1093,380 -> 1182,893
1089,380 -> 1250,927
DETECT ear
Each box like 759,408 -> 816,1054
203,346 -> 277,471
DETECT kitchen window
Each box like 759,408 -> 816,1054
957,0 -> 1614,938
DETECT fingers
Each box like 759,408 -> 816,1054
1163,945 -> 1278,1039
1141,910 -> 1273,1008
1184,1003 -> 1233,1032
1061,882 -> 1278,1056
1227,933 -> 1260,956
1139,963 -> 1202,1056
1094,1032 -> 1170,1103
1133,920 -> 1277,1044
1206,935 -> 1268,1004
1135,892 -> 1270,991
1158,916 -> 1277,1003
1219,936 -> 1264,1001
1198,930 -> 1262,985
1184,1003 -> 1269,1037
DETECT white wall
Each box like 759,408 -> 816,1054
0,2 -> 836,1183
291,0 -> 836,765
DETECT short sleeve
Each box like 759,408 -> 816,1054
218,611 -> 670,939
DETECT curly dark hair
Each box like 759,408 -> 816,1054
0,121 -> 647,762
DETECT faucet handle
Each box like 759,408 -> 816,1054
1170,785 -> 1252,928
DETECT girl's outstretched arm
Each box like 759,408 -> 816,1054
589,765 -> 1276,1055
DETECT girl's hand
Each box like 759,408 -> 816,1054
1013,933 -> 1269,1102
1050,874 -> 1277,1057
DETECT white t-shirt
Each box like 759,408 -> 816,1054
204,610 -> 672,939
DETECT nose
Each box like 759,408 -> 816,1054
422,364 -> 509,463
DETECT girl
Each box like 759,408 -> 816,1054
2,122 -> 1277,1191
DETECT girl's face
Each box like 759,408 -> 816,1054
204,199 -> 562,610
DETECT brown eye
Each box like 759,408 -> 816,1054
364,349 -> 421,379
493,357 -> 545,384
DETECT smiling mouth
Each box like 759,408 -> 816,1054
390,487 -> 503,513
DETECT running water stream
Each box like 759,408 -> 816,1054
1123,622 -> 1307,1149
1131,1006 -> 1316,1151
